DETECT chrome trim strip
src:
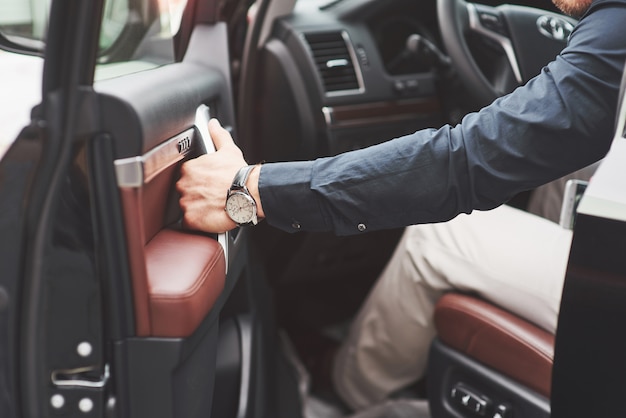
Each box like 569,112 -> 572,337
114,128 -> 195,187
616,90 -> 626,142
322,106 -> 333,126
236,316 -> 253,418
194,105 -> 214,154
467,4 -> 523,84
51,364 -> 110,389
194,104 -> 230,273
326,58 -> 349,68
113,156 -> 143,188
143,129 -> 194,183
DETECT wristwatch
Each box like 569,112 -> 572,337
225,165 -> 259,226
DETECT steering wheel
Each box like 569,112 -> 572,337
437,0 -> 577,107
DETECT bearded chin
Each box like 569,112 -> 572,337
552,0 -> 592,18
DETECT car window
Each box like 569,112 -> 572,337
0,0 -> 189,157
96,0 -> 188,80
0,0 -> 49,50
0,49 -> 42,159
0,0 -> 188,80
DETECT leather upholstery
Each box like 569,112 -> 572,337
120,186 -> 152,335
119,163 -> 225,338
434,293 -> 555,397
146,229 -> 225,337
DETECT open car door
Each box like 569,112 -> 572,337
0,0 -> 274,417
0,1 -> 109,416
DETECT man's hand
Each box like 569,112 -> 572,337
177,119 -> 253,233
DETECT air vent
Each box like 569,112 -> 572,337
304,32 -> 362,95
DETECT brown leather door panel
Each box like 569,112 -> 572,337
119,186 -> 226,338
87,22 -> 237,418
145,229 -> 225,338
116,115 -> 226,338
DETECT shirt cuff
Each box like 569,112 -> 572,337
258,161 -> 331,233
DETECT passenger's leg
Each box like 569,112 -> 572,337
332,205 -> 572,410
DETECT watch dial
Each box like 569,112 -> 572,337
226,192 -> 256,224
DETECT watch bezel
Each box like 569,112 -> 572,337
225,189 -> 258,225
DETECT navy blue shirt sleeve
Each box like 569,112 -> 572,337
258,0 -> 626,236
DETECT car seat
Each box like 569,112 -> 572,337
427,65 -> 626,418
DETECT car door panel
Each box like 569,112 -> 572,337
96,63 -> 230,159
0,125 -> 45,418
1,1 -> 110,417
2,1 -> 287,416
96,23 -> 233,313
85,22 -> 240,418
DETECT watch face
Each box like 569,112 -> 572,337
226,191 -> 256,224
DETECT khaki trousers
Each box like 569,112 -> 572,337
332,164 -> 598,411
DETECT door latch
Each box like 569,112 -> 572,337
51,363 -> 109,388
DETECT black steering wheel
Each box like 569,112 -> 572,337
438,0 -> 577,107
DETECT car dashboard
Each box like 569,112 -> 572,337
243,0 -> 563,297
245,0 -> 559,164
246,0 -> 446,163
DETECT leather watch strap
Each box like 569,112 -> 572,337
231,165 -> 255,190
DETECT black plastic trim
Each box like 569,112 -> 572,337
19,0 -> 105,415
428,339 -> 550,418
89,134 -> 135,339
264,39 -> 318,159
113,324 -> 219,418
552,213 -> 626,417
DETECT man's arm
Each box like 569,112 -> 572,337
256,1 -> 626,235
177,0 -> 626,236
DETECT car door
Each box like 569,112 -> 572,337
0,0 -> 274,417
0,1 -> 106,416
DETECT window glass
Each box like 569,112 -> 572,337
0,0 -> 187,80
100,0 -> 129,51
0,49 -> 42,158
0,0 -> 189,155
95,0 -> 188,80
0,0 -> 50,50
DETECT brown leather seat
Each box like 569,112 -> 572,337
434,293 -> 555,397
